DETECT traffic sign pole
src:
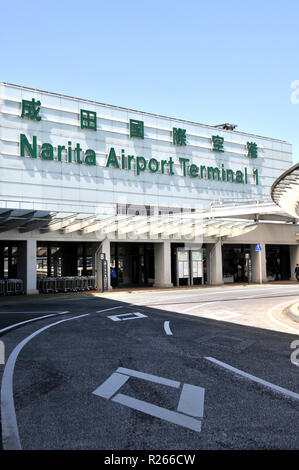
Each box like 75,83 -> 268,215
255,244 -> 262,284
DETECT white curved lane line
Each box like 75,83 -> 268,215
1,313 -> 89,450
164,321 -> 173,335
266,301 -> 299,335
205,357 -> 299,401
0,311 -> 70,334
0,311 -> 70,314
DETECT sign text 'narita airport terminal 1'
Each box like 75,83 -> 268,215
0,82 -> 298,295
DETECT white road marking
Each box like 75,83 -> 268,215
107,312 -> 147,322
177,384 -> 205,418
92,372 -> 130,399
205,357 -> 299,401
116,367 -> 181,388
93,367 -> 205,432
96,305 -> 132,313
0,311 -> 70,314
266,301 -> 299,334
203,310 -> 241,321
181,302 -> 217,313
164,321 -> 173,335
1,313 -> 89,450
112,393 -> 202,433
0,311 -> 70,334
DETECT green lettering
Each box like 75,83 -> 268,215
68,141 -> 72,163
106,147 -> 119,168
207,167 -> 220,181
136,156 -> 146,175
168,157 -> 175,175
40,143 -> 54,160
20,133 -> 37,158
161,159 -> 167,174
57,145 -> 66,162
179,157 -> 189,176
226,169 -> 234,182
75,143 -> 83,164
236,170 -> 244,183
85,149 -> 96,166
128,155 -> 134,170
148,158 -> 159,173
189,164 -> 199,178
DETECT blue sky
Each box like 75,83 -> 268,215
1,0 -> 299,162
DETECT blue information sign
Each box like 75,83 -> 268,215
255,243 -> 262,252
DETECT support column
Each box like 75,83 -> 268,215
154,241 -> 173,288
82,243 -> 87,276
207,240 -> 223,285
17,239 -> 38,295
95,238 -> 111,291
290,245 -> 299,280
250,242 -> 267,283
0,244 -> 4,278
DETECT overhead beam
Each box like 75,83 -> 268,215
40,213 -> 79,233
19,215 -> 54,233
0,211 -> 36,233
62,216 -> 96,234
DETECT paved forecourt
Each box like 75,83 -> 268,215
0,285 -> 299,450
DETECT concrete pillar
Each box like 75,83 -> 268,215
17,239 -> 38,295
250,242 -> 267,283
0,244 -> 4,278
95,238 -> 111,291
208,239 -> 223,285
154,241 -> 173,288
290,245 -> 299,280
53,254 -> 59,277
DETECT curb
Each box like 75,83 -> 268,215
285,302 -> 299,323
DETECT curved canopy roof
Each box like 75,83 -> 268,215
271,162 -> 299,219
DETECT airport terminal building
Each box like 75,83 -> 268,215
0,82 -> 298,294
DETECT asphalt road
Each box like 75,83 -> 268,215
0,284 -> 299,450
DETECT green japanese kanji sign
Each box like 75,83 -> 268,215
247,142 -> 258,158
130,119 -> 144,139
173,128 -> 186,146
80,109 -> 97,130
21,98 -> 42,121
212,135 -> 224,152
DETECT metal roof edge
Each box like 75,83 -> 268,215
0,81 -> 291,144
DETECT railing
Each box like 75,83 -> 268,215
37,276 -> 95,294
0,279 -> 24,295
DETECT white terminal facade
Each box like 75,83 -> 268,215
0,82 -> 298,294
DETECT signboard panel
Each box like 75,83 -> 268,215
0,83 -> 292,215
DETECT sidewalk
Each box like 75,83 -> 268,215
0,280 -> 298,305
286,302 -> 299,323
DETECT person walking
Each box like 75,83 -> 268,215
110,267 -> 117,288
